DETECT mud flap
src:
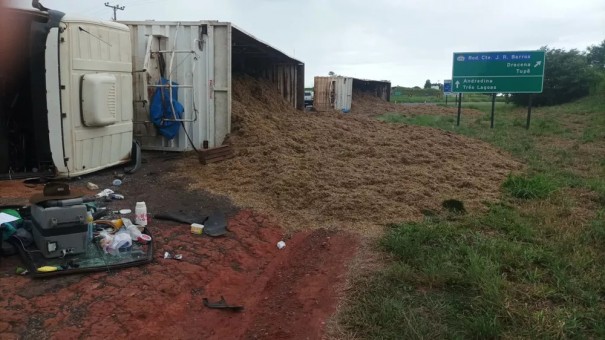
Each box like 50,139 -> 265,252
124,140 -> 142,174
154,212 -> 228,237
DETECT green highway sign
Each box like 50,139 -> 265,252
452,51 -> 545,93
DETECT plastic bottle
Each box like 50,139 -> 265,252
86,210 -> 94,243
135,202 -> 148,226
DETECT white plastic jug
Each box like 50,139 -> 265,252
135,202 -> 148,226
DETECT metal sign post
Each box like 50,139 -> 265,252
456,93 -> 462,127
526,94 -> 533,129
490,93 -> 496,128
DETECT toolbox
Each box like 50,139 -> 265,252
31,203 -> 88,258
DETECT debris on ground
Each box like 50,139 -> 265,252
95,189 -> 114,198
1,182 -> 154,278
154,212 -> 227,237
109,193 -> 125,200
86,182 -> 99,190
277,240 -> 286,249
203,296 -> 244,312
0,171 -> 359,338
191,223 -> 204,234
178,75 -> 521,234
163,251 -> 183,260
134,202 -> 148,226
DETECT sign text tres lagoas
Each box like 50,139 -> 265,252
452,51 -> 545,93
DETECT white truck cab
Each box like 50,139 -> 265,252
0,6 -> 135,179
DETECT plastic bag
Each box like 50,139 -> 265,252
99,230 -> 132,255
111,232 -> 132,254
126,224 -> 142,240
99,230 -> 114,254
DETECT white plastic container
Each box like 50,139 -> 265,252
134,202 -> 148,226
190,223 -> 204,235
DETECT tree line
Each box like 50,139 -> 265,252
511,40 -> 604,106
422,40 -> 605,106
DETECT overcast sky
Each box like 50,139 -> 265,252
8,0 -> 605,87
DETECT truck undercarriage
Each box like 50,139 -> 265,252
0,9 -> 56,179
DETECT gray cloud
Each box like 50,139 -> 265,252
10,0 -> 605,86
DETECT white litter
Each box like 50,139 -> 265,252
86,182 -> 99,190
95,188 -> 114,198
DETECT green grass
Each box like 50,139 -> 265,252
339,93 -> 605,339
390,93 -> 506,104
502,174 -> 558,199
342,209 -> 605,338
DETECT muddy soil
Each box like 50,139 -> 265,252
0,156 -> 359,339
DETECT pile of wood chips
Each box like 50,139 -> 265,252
178,75 -> 521,234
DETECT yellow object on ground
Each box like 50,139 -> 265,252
37,266 -> 59,272
191,223 -> 204,235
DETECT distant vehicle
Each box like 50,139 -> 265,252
304,90 -> 314,106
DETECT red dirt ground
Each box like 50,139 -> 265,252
0,167 -> 359,339
0,78 -> 513,339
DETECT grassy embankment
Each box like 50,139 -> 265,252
339,93 -> 605,338
390,87 -> 507,104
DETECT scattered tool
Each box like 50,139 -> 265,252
37,266 -> 60,272
203,296 -> 244,312
154,212 -> 228,237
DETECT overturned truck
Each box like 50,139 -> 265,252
0,4 -> 304,178
0,7 -> 136,179
124,20 -> 304,152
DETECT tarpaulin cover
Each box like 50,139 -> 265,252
150,78 -> 184,140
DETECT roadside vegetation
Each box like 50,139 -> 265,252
390,90 -> 505,104
339,89 -> 605,338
